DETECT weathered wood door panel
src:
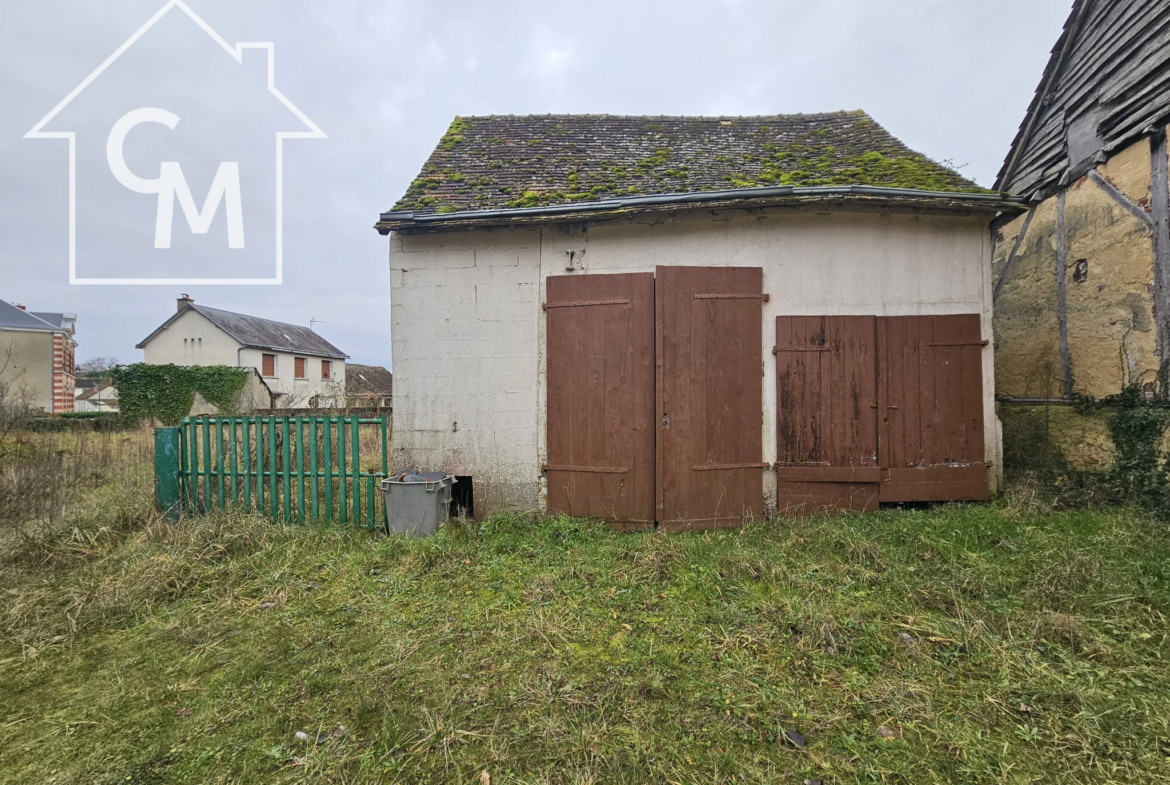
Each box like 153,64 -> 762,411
877,314 -> 987,501
657,266 -> 765,530
774,316 -> 880,513
545,273 -> 655,529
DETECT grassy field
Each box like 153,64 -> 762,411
2,466 -> 1170,784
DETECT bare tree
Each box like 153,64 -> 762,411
76,356 -> 120,376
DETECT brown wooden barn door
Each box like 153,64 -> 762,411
877,315 -> 988,501
774,316 -> 881,513
656,266 -> 765,531
545,273 -> 655,529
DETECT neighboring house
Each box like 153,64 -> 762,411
345,364 -> 392,409
993,0 -> 1170,407
376,113 -> 1025,524
136,296 -> 348,409
0,298 -> 77,413
74,378 -> 119,412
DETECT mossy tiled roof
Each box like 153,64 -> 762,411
390,112 -> 993,216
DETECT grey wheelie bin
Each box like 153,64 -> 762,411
380,472 -> 457,536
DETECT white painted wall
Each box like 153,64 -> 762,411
142,309 -> 241,366
142,309 -> 346,408
0,329 -> 54,412
389,207 -> 998,515
238,347 -> 345,407
75,383 -> 119,412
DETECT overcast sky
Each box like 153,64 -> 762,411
0,0 -> 1072,369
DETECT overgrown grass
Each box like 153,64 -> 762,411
2,479 -> 1169,783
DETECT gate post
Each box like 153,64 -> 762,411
154,427 -> 181,520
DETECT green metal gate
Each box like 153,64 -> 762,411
177,414 -> 389,527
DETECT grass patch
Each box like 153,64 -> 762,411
2,491 -> 1169,783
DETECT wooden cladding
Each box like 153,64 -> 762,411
775,315 -> 880,514
545,272 -> 987,527
775,314 -> 987,514
545,267 -> 765,531
878,315 -> 987,502
656,266 -> 764,531
545,273 -> 656,530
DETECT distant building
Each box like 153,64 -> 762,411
345,363 -> 392,409
74,378 -> 119,412
136,296 -> 348,409
0,298 -> 77,413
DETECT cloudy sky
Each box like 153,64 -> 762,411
1,0 -> 1071,369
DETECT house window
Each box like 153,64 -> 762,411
295,357 -> 307,379
321,360 -> 332,380
262,354 -> 276,377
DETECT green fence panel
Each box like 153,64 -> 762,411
173,413 -> 388,528
256,418 -> 265,512
243,419 -> 252,509
155,427 -> 181,520
310,418 -> 319,520
296,417 -> 305,523
324,417 -> 333,522
338,417 -> 347,523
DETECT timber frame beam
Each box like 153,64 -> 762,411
1152,129 -> 1170,393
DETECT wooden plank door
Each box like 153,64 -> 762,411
545,273 -> 655,529
877,314 -> 988,501
656,266 -> 765,531
774,316 -> 880,513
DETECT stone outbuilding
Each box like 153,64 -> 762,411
991,0 -> 1170,466
377,112 -> 1024,526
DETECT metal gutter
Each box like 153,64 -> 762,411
379,185 -> 1025,225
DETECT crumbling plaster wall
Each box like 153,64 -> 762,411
993,135 -> 1159,400
391,208 -> 997,517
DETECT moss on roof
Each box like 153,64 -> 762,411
390,112 -> 992,215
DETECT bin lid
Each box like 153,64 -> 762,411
390,471 -> 454,484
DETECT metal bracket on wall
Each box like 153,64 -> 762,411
773,346 -> 831,354
542,464 -> 629,474
542,299 -> 630,310
693,462 -> 769,471
694,293 -> 770,302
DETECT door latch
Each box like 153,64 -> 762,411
662,413 -> 670,430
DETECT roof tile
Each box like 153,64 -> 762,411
390,112 -> 991,216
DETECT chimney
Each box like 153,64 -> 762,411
15,304 -> 25,311
177,293 -> 193,312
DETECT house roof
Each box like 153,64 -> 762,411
378,112 -> 1021,231
136,303 -> 348,359
994,0 -> 1170,198
29,312 -> 75,332
346,364 -> 393,395
0,299 -> 63,332
76,382 -> 114,401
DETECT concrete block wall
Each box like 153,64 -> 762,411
389,231 -> 543,513
391,208 -> 998,517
